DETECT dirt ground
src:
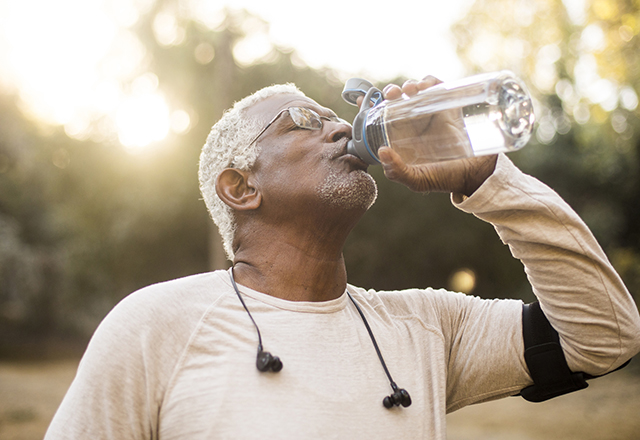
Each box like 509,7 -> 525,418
446,368 -> 640,440
0,360 -> 78,440
0,358 -> 638,439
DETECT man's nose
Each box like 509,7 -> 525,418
327,120 -> 352,143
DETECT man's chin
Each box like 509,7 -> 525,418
317,170 -> 378,210
359,171 -> 378,210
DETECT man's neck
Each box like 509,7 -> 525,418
231,227 -> 351,302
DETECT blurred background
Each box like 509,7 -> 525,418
0,0 -> 639,438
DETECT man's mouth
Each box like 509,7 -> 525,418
333,138 -> 369,171
340,153 -> 369,171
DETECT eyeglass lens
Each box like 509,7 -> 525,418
288,107 -> 323,130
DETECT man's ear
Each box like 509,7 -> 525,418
215,168 -> 262,211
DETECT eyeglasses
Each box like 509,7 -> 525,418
247,106 -> 349,147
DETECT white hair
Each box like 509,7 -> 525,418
199,83 -> 306,261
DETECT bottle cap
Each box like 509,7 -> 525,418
342,78 -> 375,106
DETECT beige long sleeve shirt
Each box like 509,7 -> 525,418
45,154 -> 640,439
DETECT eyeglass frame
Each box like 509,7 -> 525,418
247,106 -> 349,148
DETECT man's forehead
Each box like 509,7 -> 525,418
245,94 -> 328,122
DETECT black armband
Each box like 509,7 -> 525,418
518,301 -> 630,402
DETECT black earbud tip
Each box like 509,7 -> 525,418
271,356 -> 283,372
383,389 -> 411,409
256,351 -> 283,372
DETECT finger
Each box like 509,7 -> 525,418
356,95 -> 364,108
402,80 -> 419,97
378,146 -> 409,182
418,75 -> 442,90
378,146 -> 437,192
383,84 -> 402,100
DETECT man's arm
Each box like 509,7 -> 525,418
453,153 -> 640,375
377,78 -> 640,378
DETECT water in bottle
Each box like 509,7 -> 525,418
342,71 -> 535,165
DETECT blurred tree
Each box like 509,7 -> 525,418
0,5 -> 392,345
0,90 -> 213,344
0,94 -> 63,339
14,0 -> 633,350
130,4 -> 359,269
452,0 -> 640,302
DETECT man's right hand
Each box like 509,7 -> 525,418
375,77 -> 497,197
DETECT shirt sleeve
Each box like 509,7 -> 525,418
44,277 -> 216,440
432,289 -> 529,412
453,154 -> 640,377
45,294 -> 160,439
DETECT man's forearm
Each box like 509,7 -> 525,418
454,154 -> 640,375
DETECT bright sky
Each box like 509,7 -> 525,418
0,0 -> 473,152
225,0 -> 472,81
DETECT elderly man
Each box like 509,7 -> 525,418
46,78 -> 640,439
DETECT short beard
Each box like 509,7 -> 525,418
316,169 -> 378,210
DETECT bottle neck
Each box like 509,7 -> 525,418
362,105 -> 387,160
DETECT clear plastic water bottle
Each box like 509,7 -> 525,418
342,71 -> 535,165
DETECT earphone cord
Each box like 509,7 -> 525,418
346,291 -> 399,392
230,269 -> 398,392
230,268 -> 264,352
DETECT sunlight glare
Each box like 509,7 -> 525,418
116,92 -> 170,152
0,0 -> 171,154
153,9 -> 185,46
100,30 -> 148,81
233,33 -> 274,66
1,0 -> 116,124
170,110 -> 191,134
104,0 -> 142,27
0,0 -> 475,156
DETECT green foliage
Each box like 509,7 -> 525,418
5,0 -> 640,347
0,7 -> 377,341
452,0 -> 640,303
0,93 -> 211,338
345,169 -> 533,301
